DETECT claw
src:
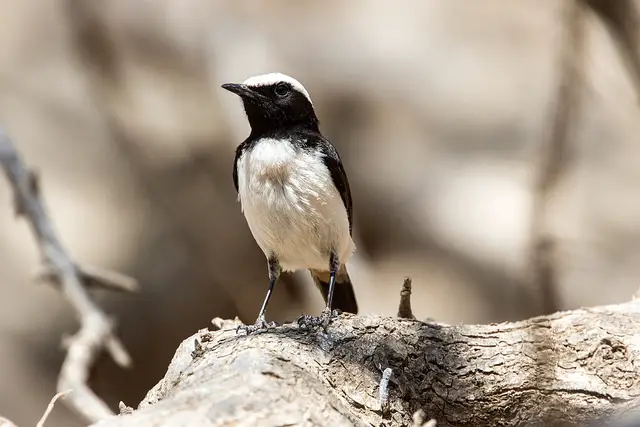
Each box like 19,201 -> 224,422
236,316 -> 276,335
320,307 -> 333,329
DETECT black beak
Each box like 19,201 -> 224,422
221,83 -> 257,99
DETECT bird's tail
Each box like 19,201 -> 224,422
310,265 -> 358,314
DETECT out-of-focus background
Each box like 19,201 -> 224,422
1,1 -> 639,425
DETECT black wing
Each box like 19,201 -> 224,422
232,140 -> 249,193
318,136 -> 353,235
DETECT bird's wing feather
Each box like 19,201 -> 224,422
232,141 -> 249,193
317,136 -> 353,235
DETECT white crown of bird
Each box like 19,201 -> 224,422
243,73 -> 312,104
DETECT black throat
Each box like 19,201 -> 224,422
243,102 -> 319,139
239,83 -> 320,139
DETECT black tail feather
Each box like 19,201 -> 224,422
310,265 -> 358,314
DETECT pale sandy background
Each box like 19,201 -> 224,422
1,1 -> 639,426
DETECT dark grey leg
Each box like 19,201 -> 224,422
256,257 -> 281,323
324,251 -> 340,314
238,256 -> 281,335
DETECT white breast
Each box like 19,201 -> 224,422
236,138 -> 354,272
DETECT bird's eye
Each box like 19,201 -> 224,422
274,83 -> 289,97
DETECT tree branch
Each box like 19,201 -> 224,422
34,263 -> 139,293
0,127 -> 134,423
0,417 -> 18,427
584,0 -> 640,102
91,300 -> 640,427
36,390 -> 72,427
1,390 -> 72,427
530,0 -> 586,315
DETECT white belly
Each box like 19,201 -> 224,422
236,138 -> 354,272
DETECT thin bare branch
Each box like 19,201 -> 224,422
37,390 -> 72,427
584,0 -> 640,101
34,263 -> 139,293
0,417 -> 18,427
0,127 -> 132,423
530,0 -> 585,314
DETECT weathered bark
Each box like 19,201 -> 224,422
92,303 -> 640,427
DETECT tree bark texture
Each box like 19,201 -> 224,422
92,303 -> 640,427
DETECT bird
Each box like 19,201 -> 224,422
221,72 -> 358,332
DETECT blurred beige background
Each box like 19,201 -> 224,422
1,1 -> 640,426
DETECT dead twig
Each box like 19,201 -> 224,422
0,127 -> 133,423
530,0 -> 585,314
379,367 -> 393,414
37,390 -> 72,427
34,263 -> 138,293
0,417 -> 18,427
584,0 -> 640,102
397,277 -> 415,319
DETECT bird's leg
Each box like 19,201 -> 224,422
237,257 -> 281,335
256,257 -> 281,324
318,252 -> 340,328
297,252 -> 340,330
323,252 -> 340,315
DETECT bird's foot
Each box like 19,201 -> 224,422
236,316 -> 277,335
297,308 -> 341,330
